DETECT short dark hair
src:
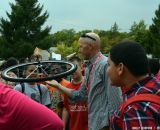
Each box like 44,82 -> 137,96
148,58 -> 160,75
4,57 -> 18,68
110,41 -> 149,77
0,57 -> 18,71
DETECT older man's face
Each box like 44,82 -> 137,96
79,41 -> 92,60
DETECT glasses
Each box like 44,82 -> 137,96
81,34 -> 96,41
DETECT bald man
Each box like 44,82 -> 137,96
47,32 -> 122,130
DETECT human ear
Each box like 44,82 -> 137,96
117,63 -> 124,76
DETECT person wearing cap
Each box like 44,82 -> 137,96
46,32 -> 122,130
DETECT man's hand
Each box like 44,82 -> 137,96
46,80 -> 60,89
46,80 -> 73,97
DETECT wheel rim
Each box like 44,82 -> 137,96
1,60 -> 77,82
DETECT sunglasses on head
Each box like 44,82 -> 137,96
81,34 -> 96,41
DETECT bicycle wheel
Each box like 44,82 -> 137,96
1,60 -> 77,82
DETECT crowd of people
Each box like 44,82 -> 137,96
0,32 -> 160,130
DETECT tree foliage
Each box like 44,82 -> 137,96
129,20 -> 151,54
149,4 -> 160,57
0,0 -> 51,58
52,29 -> 76,46
0,2 -> 160,59
55,40 -> 79,58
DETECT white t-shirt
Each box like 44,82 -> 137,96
14,83 -> 50,106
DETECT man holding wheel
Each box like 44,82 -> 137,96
46,32 -> 122,130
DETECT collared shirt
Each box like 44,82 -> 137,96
111,76 -> 160,130
69,52 -> 122,130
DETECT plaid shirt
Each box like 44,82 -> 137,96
111,76 -> 160,130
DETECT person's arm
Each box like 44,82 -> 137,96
14,84 -> 22,92
103,63 -> 122,120
46,80 -> 73,97
46,80 -> 88,103
62,108 -> 69,130
107,79 -> 122,118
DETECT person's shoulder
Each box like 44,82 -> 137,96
102,55 -> 108,63
98,56 -> 108,70
117,102 -> 142,121
38,84 -> 48,91
38,84 -> 51,94
66,82 -> 74,89
14,83 -> 22,90
0,82 -> 11,91
122,101 -> 160,117
23,83 -> 32,87
99,54 -> 108,64
0,82 -> 6,87
60,79 -> 70,86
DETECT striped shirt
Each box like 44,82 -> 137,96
69,52 -> 122,130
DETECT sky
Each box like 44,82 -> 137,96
0,0 -> 160,33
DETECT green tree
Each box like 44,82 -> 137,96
130,20 -> 147,39
129,20 -> 150,54
0,0 -> 51,59
108,22 -> 120,39
149,4 -> 160,57
55,41 -> 79,58
110,22 -> 119,33
52,29 -> 76,46
102,22 -> 126,48
100,37 -> 111,54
